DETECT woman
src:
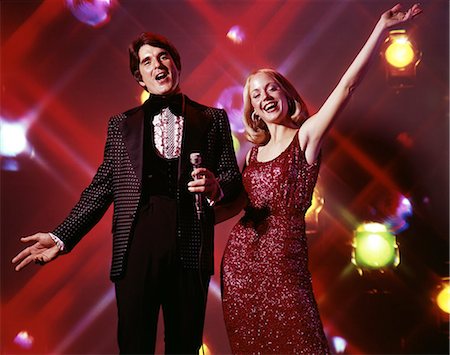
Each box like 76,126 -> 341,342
220,4 -> 422,354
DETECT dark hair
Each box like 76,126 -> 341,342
128,32 -> 181,82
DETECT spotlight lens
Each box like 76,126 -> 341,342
437,285 -> 450,314
354,223 -> 397,269
385,40 -> 415,68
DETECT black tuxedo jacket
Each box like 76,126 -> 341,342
53,95 -> 242,281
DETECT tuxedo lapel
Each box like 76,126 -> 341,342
119,107 -> 144,182
118,98 -> 211,184
179,97 -> 211,182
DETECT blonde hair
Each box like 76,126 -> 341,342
243,68 -> 309,145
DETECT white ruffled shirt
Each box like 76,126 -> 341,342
152,107 -> 184,159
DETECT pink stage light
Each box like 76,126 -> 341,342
65,0 -> 115,27
226,25 -> 245,44
215,86 -> 245,134
13,331 -> 34,349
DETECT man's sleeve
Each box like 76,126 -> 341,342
51,118 -> 116,252
211,109 -> 243,205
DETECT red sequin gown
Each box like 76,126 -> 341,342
222,133 -> 329,354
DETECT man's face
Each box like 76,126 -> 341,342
137,44 -> 180,96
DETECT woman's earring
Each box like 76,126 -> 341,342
251,111 -> 259,124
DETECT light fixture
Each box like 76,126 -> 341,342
351,222 -> 400,273
305,187 -> 324,234
381,29 -> 421,89
436,280 -> 450,314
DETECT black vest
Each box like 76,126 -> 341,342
141,110 -> 179,201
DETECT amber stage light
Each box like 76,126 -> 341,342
381,29 -> 421,89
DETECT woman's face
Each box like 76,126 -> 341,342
248,72 -> 289,125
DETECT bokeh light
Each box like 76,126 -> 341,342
216,86 -> 245,134
198,343 -> 211,355
0,120 -> 28,157
66,0 -> 115,27
13,331 -> 34,349
231,133 -> 240,154
385,195 -> 413,233
140,90 -> 150,104
305,187 -> 324,234
332,336 -> 348,353
226,25 -> 245,44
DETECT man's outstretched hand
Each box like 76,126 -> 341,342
12,232 -> 60,271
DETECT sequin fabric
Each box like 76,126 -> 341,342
222,133 -> 329,354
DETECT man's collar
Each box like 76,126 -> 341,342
144,92 -> 184,116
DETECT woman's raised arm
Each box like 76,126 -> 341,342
299,3 -> 422,165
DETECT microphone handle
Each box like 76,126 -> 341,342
193,164 -> 203,220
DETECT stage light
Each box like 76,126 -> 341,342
305,187 -> 324,234
216,85 -> 245,134
436,283 -> 450,314
66,0 -> 115,27
331,336 -> 348,353
140,90 -> 150,104
381,30 -> 421,89
385,194 -> 413,233
0,120 -> 28,157
226,26 -> 245,44
198,343 -> 211,355
351,222 -> 400,271
13,331 -> 34,349
385,36 -> 414,68
231,133 -> 241,154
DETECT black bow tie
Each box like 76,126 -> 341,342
144,93 -> 183,116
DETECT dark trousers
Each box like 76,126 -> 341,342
115,196 -> 210,354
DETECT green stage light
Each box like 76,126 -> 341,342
351,222 -> 400,271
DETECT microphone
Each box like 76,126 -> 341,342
190,152 -> 203,220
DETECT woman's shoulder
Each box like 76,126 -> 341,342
245,145 -> 260,166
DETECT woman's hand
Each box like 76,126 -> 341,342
379,3 -> 422,29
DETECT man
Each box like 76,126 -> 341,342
12,32 -> 242,354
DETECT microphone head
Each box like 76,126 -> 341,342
190,152 -> 202,166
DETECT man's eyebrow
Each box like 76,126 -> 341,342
140,56 -> 151,64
